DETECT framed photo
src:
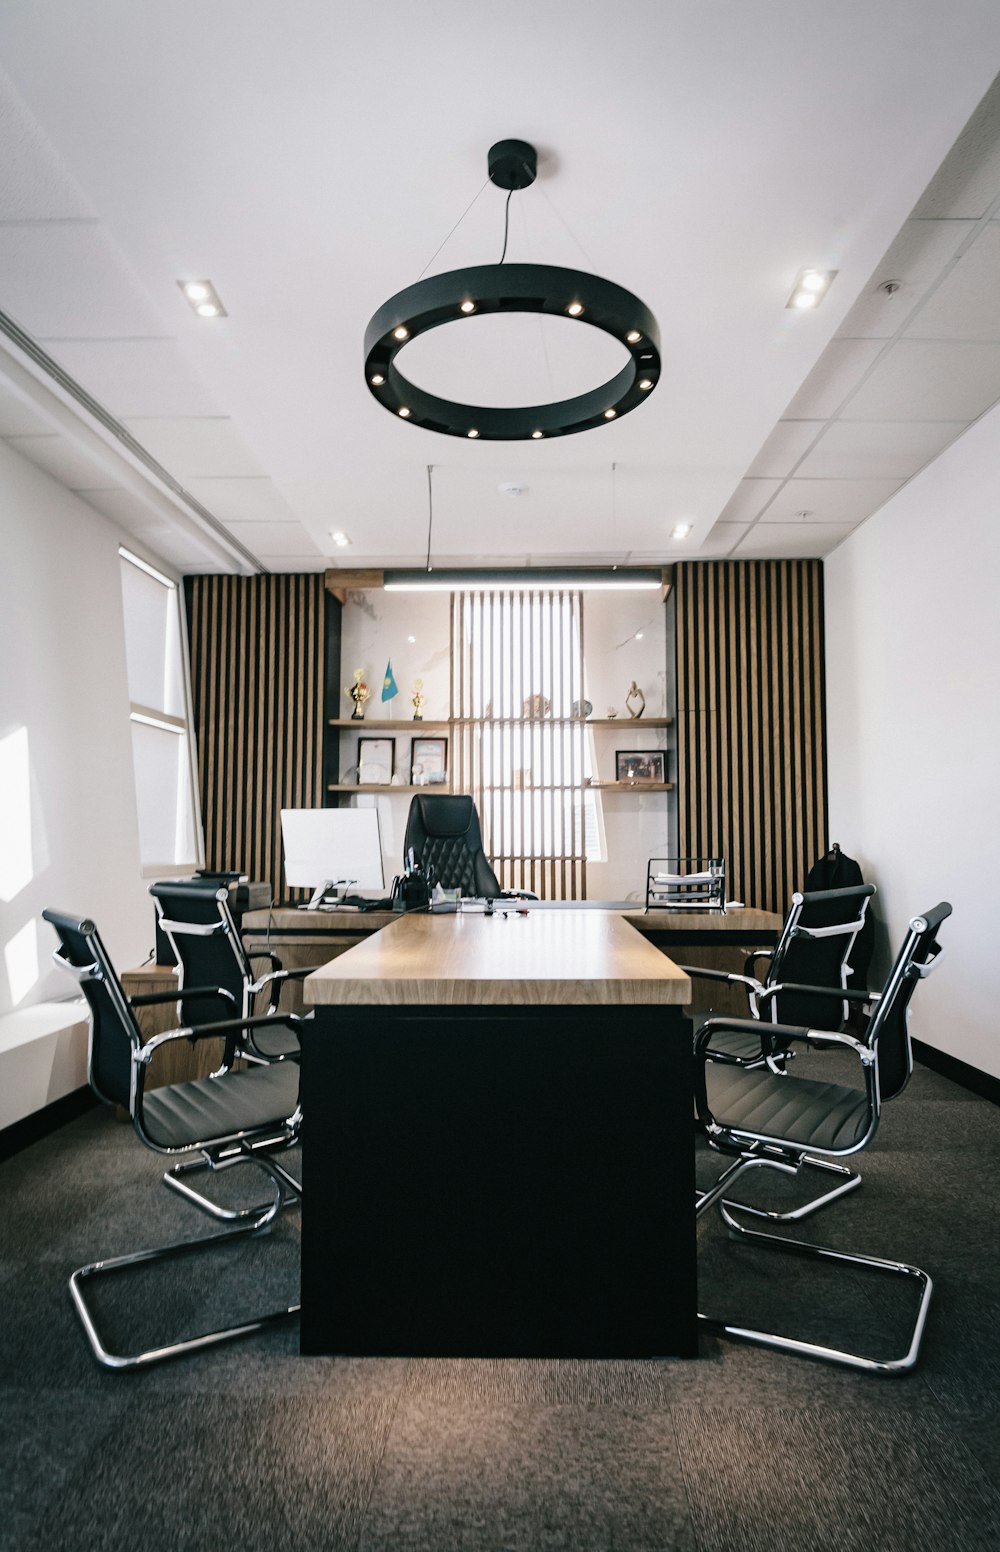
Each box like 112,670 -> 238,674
615,749 -> 666,784
411,736 -> 448,786
358,736 -> 394,785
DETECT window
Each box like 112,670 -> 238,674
450,591 -> 603,898
119,548 -> 202,873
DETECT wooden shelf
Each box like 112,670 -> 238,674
329,719 -> 451,733
327,783 -> 453,794
331,716 -> 672,730
587,781 -> 674,791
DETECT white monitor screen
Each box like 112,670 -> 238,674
280,807 -> 385,892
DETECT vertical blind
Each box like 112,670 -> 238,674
674,559 -> 827,913
450,590 -> 588,899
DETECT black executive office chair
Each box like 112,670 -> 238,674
694,900 -> 951,1373
43,909 -> 303,1371
150,880 -> 304,1061
403,793 -> 504,898
680,883 -> 876,1065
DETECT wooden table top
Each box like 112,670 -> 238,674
623,907 -> 782,934
304,910 -> 692,1008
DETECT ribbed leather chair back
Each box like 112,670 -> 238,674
149,882 -> 248,1013
766,884 -> 876,1028
42,909 -> 141,1110
867,901 -> 951,1101
403,794 -> 501,898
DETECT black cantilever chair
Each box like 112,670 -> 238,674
404,793 -> 503,897
680,883 -> 876,1065
150,880 -> 305,1061
694,900 -> 951,1374
44,908 -> 304,1371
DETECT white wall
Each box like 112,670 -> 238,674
0,439 -> 151,1027
825,402 -> 1000,1079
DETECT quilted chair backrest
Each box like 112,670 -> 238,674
867,901 -> 952,1103
404,794 -> 501,898
767,884 -> 876,1029
149,882 -> 249,1011
42,909 -> 141,1111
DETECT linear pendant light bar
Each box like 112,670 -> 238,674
383,568 -> 662,592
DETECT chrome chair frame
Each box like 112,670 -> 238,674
681,883 -> 876,1067
45,911 -> 305,1370
693,902 -> 950,1374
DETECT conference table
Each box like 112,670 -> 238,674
299,908 -> 696,1358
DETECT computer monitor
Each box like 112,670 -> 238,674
280,807 -> 385,908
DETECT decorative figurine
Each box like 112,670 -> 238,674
411,678 -> 426,720
346,668 -> 370,720
625,681 -> 645,719
607,706 -> 618,719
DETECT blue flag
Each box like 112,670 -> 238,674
381,660 -> 399,702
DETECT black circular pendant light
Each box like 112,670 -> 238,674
363,140 -> 661,441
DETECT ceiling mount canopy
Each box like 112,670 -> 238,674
364,140 -> 661,441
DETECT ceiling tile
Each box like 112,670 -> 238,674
842,338 -> 1000,421
6,432 -> 104,489
834,218 -> 975,339
0,74 -> 95,220
783,338 -> 886,419
715,479 -> 781,523
731,522 -> 854,558
44,337 -> 223,418
223,521 -> 320,556
700,523 -> 751,556
903,221 -> 1000,340
745,422 -> 824,478
184,476 -> 298,524
763,477 -> 903,524
912,80 -> 1000,218
0,223 -> 164,337
120,417 -> 263,478
794,420 -> 961,480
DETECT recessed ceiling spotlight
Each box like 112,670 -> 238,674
604,408 -> 617,419
178,278 -> 227,318
370,373 -> 385,386
460,300 -> 476,314
331,531 -> 351,547
467,428 -> 480,438
567,301 -> 584,317
393,325 -> 409,341
638,378 -> 653,391
786,268 -> 837,311
672,522 -> 692,540
635,631 -> 644,641
531,429 -> 544,439
398,406 -> 411,418
626,329 -> 642,343
407,634 -> 417,644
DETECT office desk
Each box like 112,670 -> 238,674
300,911 -> 694,1358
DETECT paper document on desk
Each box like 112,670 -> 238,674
653,870 -> 717,884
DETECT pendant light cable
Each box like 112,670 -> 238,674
415,180 -> 490,282
425,464 -> 435,573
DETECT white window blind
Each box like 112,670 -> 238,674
450,590 -> 601,898
119,549 -> 202,873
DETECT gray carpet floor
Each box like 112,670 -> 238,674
2,1046 -> 999,1551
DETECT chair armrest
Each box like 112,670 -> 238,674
756,981 -> 873,1011
743,949 -> 773,978
128,986 -> 237,1014
695,1014 -> 803,1065
135,1011 -> 305,1064
247,950 -> 283,972
676,966 -> 762,992
247,965 -> 313,1016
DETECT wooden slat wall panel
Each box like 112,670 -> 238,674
675,561 -> 827,914
184,575 -> 326,900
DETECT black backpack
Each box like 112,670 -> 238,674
803,844 -> 875,986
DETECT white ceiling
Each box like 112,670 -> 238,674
1,2 -> 1000,576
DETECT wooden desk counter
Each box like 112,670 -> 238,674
300,911 -> 697,1361
304,909 -> 691,1008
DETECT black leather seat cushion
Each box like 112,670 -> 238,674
705,1063 -> 870,1152
143,1060 -> 299,1149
